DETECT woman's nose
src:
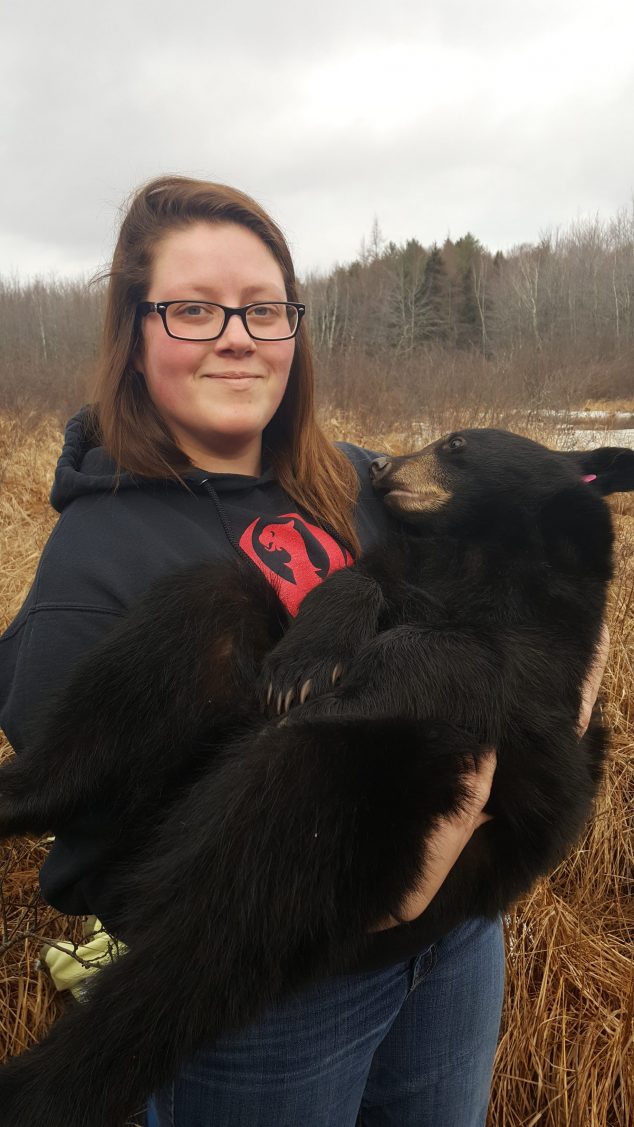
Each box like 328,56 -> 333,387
215,312 -> 255,350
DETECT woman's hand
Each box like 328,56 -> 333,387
371,748 -> 497,932
372,622 -> 610,935
577,621 -> 610,737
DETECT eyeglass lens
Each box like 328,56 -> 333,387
166,302 -> 299,340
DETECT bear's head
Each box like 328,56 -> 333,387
370,429 -> 634,524
370,429 -> 634,580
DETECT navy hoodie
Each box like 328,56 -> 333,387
0,409 -> 433,970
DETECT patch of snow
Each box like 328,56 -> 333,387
395,419 -> 634,452
535,409 -> 634,421
557,428 -> 634,450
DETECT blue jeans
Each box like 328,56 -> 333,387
147,915 -> 504,1127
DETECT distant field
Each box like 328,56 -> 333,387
1,409 -> 632,1127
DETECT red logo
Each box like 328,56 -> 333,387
239,513 -> 353,616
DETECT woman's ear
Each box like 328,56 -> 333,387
560,447 -> 634,495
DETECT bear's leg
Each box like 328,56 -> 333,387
0,714 -> 479,1127
260,565 -> 388,707
293,624 -> 508,745
0,561 -> 284,838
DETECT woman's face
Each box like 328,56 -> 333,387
135,221 -> 295,474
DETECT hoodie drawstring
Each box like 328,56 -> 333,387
200,479 -> 245,561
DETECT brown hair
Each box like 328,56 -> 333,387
90,175 -> 360,553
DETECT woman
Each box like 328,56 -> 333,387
0,176 -> 607,1126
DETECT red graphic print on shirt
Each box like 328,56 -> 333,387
239,513 -> 353,616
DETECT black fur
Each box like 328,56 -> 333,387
0,428 -> 632,1127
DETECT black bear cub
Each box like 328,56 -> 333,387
0,428 -> 632,1127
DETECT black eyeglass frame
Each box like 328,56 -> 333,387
136,300 -> 306,342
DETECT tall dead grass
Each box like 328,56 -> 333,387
0,410 -> 632,1125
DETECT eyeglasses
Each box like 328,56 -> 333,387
137,300 -> 305,342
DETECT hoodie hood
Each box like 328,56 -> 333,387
50,407 -> 279,513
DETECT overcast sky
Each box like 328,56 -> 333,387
2,0 -> 633,281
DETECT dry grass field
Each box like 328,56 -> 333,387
0,410 -> 632,1126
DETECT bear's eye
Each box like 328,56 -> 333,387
445,435 -> 466,451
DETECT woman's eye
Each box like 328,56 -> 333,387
168,303 -> 220,329
178,304 -> 207,318
250,304 -> 278,319
166,304 -> 221,337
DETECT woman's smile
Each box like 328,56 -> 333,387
203,371 -> 263,380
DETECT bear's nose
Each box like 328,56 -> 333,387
370,456 -> 392,481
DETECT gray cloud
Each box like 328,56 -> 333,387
1,0 -> 633,278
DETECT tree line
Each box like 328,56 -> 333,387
307,211 -> 634,357
1,206 -> 633,424
303,207 -> 634,421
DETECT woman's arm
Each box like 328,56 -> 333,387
577,622 -> 610,737
373,626 -> 610,933
371,749 -> 496,931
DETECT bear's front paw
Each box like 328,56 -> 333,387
259,646 -> 346,716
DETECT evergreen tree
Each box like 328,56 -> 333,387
454,235 -> 487,350
414,244 -> 451,342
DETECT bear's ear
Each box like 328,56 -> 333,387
559,446 -> 634,495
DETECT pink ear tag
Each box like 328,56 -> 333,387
581,474 -> 597,483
